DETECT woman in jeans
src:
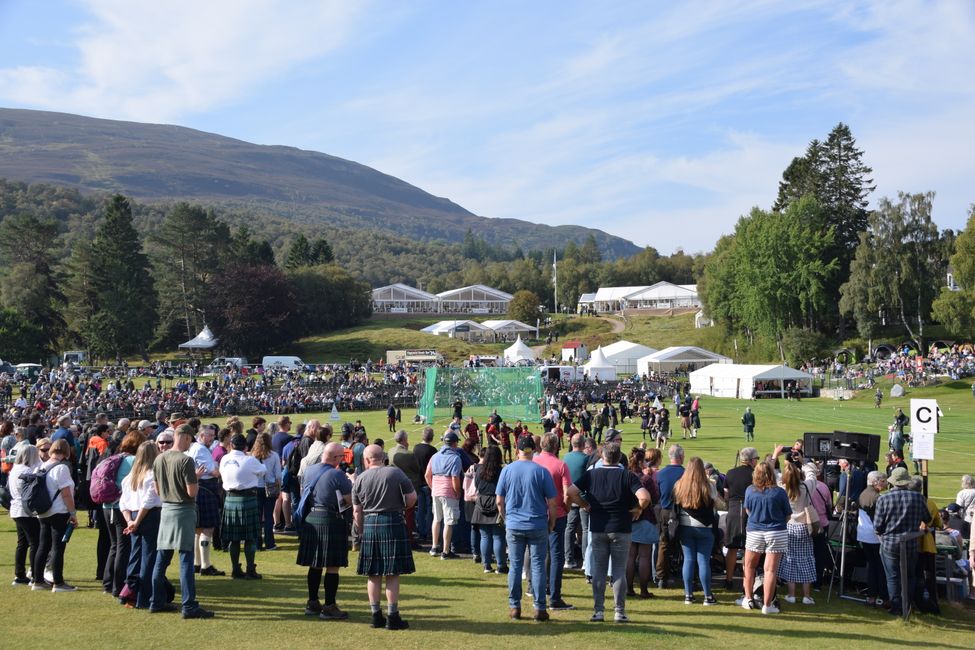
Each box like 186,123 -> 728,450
120,441 -> 161,608
251,432 -> 281,551
626,447 -> 659,599
673,456 -> 718,605
471,446 -> 507,573
32,438 -> 78,592
8,445 -> 41,585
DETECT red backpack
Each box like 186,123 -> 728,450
89,454 -> 125,504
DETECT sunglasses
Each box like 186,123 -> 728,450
157,440 -> 174,446
39,447 -> 51,453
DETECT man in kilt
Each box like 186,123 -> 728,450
352,444 -> 417,630
723,447 -> 758,590
297,442 -> 353,620
187,424 -> 225,576
151,424 -> 214,618
219,434 -> 266,579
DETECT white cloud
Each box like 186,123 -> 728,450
0,0 -> 369,122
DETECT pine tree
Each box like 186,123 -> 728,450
285,233 -> 312,269
820,123 -> 875,256
310,237 -> 334,264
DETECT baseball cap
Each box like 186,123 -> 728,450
604,428 -> 622,442
517,436 -> 536,451
442,431 -> 461,444
138,420 -> 153,430
888,467 -> 912,487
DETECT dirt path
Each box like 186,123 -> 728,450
600,315 -> 626,334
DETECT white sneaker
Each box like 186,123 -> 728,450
784,595 -> 796,604
761,604 -> 780,615
802,596 -> 815,605
739,597 -> 758,610
52,583 -> 77,593
43,569 -> 54,583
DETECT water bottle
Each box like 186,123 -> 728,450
62,522 -> 75,544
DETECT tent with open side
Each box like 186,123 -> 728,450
600,340 -> 656,375
689,363 -> 814,399
637,346 -> 732,375
583,346 -> 617,381
178,325 -> 218,351
503,336 -> 536,365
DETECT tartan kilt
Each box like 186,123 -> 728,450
296,510 -> 349,568
356,512 -> 415,576
780,522 -> 816,583
196,482 -> 220,529
221,494 -> 261,543
725,499 -> 747,549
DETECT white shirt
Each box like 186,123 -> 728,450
39,460 -> 74,518
186,441 -> 218,475
260,451 -> 282,487
7,462 -> 41,519
220,450 -> 266,490
298,440 -> 326,478
120,470 -> 162,511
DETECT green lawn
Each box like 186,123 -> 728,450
3,381 -> 975,647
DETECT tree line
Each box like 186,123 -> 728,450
697,122 -> 966,362
0,194 -> 371,361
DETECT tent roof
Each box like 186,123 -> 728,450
420,320 -> 490,334
178,325 -> 218,350
482,319 -> 534,331
622,281 -> 698,301
436,284 -> 513,301
503,336 -> 536,362
562,340 -> 585,349
601,340 -> 657,359
584,346 -> 613,369
639,346 -> 731,364
593,286 -> 649,302
372,283 -> 438,301
689,363 -> 813,381
577,292 -> 596,303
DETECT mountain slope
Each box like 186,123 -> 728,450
0,107 -> 639,258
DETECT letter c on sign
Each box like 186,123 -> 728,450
916,407 -> 932,423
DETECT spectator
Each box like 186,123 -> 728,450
873,467 -> 931,617
655,444 -> 685,588
740,460 -> 791,614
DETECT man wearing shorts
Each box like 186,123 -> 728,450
425,431 -> 463,559
741,461 -> 791,614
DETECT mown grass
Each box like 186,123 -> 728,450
4,379 -> 973,648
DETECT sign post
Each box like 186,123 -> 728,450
910,398 -> 939,497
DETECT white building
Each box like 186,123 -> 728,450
590,282 -> 702,313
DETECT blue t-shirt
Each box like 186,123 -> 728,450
312,464 -> 353,513
744,485 -> 792,532
271,432 -> 294,459
429,447 -> 462,478
496,460 -> 556,531
656,464 -> 685,509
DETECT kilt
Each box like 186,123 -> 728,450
221,494 -> 261,543
780,522 -> 816,583
356,512 -> 415,576
196,481 -> 220,529
725,499 -> 747,549
296,509 -> 349,568
158,502 -> 197,552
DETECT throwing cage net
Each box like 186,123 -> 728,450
417,366 -> 543,424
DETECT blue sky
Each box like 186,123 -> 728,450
1,0 -> 973,253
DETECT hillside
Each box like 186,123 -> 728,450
0,107 -> 639,258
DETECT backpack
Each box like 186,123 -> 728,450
20,466 -> 55,516
89,453 -> 125,504
341,445 -> 354,467
286,440 -> 306,477
294,465 -> 330,531
463,465 -> 479,502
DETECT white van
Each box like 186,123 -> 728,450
262,356 -> 305,370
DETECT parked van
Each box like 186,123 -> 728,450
262,356 -> 305,370
208,357 -> 248,370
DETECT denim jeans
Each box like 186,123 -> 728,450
565,506 -> 582,566
880,542 -> 917,613
590,531 -> 631,614
153,549 -> 198,613
581,508 -> 592,575
126,508 -> 160,608
454,506 -> 471,554
506,527 -> 549,611
548,516 -> 567,600
678,525 -> 714,597
480,523 -> 507,568
258,491 -> 276,548
416,486 -> 432,541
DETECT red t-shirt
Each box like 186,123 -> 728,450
464,422 -> 480,444
533,451 -> 571,518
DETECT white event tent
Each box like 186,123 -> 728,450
178,325 -> 218,351
583,346 -> 617,381
503,336 -> 536,364
420,320 -> 490,341
600,340 -> 657,375
637,346 -> 732,375
689,363 -> 814,399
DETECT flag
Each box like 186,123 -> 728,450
552,250 -> 557,285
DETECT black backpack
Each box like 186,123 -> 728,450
20,466 -> 55,516
286,438 -> 307,478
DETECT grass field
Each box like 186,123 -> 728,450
3,381 -> 975,648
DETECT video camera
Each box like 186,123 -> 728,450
802,431 -> 880,463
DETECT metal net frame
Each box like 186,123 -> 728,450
417,366 -> 543,424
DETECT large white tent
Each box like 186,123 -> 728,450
600,340 -> 657,375
178,325 -> 218,351
583,346 -> 617,381
689,363 -> 814,399
420,320 -> 490,341
503,336 -> 536,364
482,319 -> 535,340
637,346 -> 732,375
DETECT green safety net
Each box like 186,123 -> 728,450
417,366 -> 543,425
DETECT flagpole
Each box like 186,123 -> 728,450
552,250 -> 558,315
